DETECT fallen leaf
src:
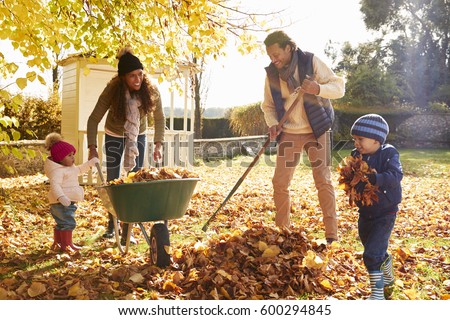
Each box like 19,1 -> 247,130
443,279 -> 450,290
395,279 -> 404,288
27,282 -> 46,298
302,250 -> 326,270
216,269 -> 232,280
172,271 -> 184,284
397,247 -> 414,261
129,273 -> 145,284
0,287 -> 9,299
261,245 -> 280,258
404,288 -> 419,300
210,288 -> 219,300
68,282 -> 86,297
320,279 -> 333,291
258,241 -> 268,251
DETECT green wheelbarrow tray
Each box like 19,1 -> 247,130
96,178 -> 200,223
95,171 -> 199,267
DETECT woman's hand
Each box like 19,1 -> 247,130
153,142 -> 162,162
88,145 -> 98,160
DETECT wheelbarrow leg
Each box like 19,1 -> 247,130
138,223 -> 151,246
112,215 -> 129,254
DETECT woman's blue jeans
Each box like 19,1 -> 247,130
105,133 -> 146,181
104,134 -> 146,229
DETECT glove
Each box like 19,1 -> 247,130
58,195 -> 71,207
88,157 -> 100,167
367,173 -> 377,185
354,181 -> 367,195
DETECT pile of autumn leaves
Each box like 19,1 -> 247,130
108,167 -> 199,185
171,226 -> 338,299
337,155 -> 379,206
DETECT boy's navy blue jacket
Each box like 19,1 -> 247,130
351,144 -> 403,215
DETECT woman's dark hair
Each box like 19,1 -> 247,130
264,30 -> 297,51
109,74 -> 157,122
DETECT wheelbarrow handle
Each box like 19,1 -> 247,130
96,162 -> 106,185
94,162 -> 128,254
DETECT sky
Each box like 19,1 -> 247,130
203,0 -> 376,109
1,0 -> 376,110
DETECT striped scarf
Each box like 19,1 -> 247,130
278,50 -> 299,93
123,90 -> 141,173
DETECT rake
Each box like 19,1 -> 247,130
202,85 -> 308,231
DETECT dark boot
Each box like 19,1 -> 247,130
102,213 -> 115,238
51,228 -> 61,250
120,223 -> 137,246
60,230 -> 81,251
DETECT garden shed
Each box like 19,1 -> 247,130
59,55 -> 196,184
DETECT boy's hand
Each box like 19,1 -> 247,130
355,174 -> 377,195
355,181 -> 366,195
367,173 -> 377,185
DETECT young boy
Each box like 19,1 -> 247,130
350,114 -> 403,299
44,133 -> 99,253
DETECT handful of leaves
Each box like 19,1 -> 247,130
109,167 -> 199,185
337,155 -> 379,206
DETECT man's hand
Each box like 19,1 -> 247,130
268,125 -> 282,141
300,75 -> 320,95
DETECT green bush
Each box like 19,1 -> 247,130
166,117 -> 235,138
228,102 -> 266,136
2,93 -> 61,140
202,118 -> 235,138
428,101 -> 450,113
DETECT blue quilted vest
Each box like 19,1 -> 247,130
265,49 -> 334,139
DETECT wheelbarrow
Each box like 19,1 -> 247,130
95,164 -> 200,267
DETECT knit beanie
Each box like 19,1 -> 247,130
45,133 -> 76,163
117,48 -> 143,76
350,114 -> 389,144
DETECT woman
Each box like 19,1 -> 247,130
87,47 -> 165,244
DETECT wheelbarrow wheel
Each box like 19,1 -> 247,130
150,223 -> 171,267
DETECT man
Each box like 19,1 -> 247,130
261,30 -> 345,244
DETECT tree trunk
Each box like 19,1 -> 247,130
192,57 -> 203,139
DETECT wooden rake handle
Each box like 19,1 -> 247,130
201,80 -> 311,232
